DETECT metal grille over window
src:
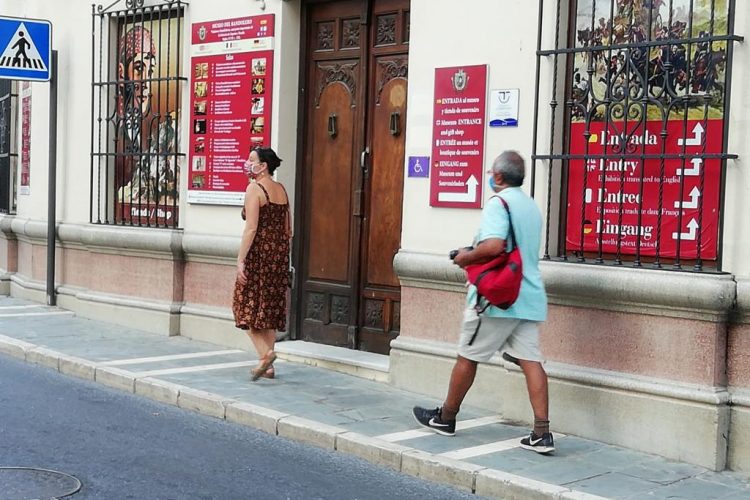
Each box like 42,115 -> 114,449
0,80 -> 18,214
90,0 -> 186,228
532,0 -> 742,272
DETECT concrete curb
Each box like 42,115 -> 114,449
135,377 -> 183,406
402,449 -> 485,492
0,335 -> 609,499
225,401 -> 288,435
177,388 -> 230,419
0,334 -> 34,359
277,416 -> 346,450
336,432 -> 413,471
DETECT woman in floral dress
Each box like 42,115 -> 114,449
232,147 -> 291,380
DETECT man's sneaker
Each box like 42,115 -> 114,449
520,432 -> 555,454
412,406 -> 456,436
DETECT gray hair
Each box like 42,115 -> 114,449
491,151 -> 525,187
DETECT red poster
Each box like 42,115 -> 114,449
20,81 -> 31,195
188,15 -> 275,205
566,119 -> 722,259
430,65 -> 487,209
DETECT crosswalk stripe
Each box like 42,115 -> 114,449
133,361 -> 255,377
377,415 -> 504,442
439,437 -> 523,459
0,311 -> 73,318
101,349 -> 245,366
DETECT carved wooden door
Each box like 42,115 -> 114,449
299,0 -> 409,354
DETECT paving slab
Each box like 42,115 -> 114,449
0,296 -> 749,500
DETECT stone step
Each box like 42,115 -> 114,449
274,340 -> 389,382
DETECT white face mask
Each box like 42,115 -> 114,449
243,159 -> 266,177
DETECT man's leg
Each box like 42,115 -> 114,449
505,321 -> 555,453
441,355 -> 478,421
518,359 -> 549,436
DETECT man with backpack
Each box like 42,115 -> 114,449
412,150 -> 553,454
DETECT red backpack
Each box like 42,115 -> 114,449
464,196 -> 523,312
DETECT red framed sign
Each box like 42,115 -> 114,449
430,64 -> 487,209
188,14 -> 275,205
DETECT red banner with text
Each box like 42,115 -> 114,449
566,119 -> 722,260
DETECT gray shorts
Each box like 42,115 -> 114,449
457,307 -> 543,363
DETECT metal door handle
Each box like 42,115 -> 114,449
389,111 -> 401,136
327,113 -> 337,138
360,147 -> 369,170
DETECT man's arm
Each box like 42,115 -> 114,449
452,237 -> 506,268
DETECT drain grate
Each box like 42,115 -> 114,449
0,467 -> 82,499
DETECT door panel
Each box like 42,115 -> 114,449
366,63 -> 406,288
308,80 -> 356,282
299,0 -> 408,354
357,2 -> 408,354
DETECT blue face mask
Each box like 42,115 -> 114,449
487,175 -> 497,192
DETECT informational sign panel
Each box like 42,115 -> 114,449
0,16 -> 51,82
430,64 -> 487,209
19,81 -> 30,195
566,120 -> 721,259
489,88 -> 519,127
188,15 -> 275,205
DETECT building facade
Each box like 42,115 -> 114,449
0,0 -> 747,473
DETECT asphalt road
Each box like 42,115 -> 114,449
0,354 -> 481,500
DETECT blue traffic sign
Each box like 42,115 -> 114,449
0,16 -> 51,81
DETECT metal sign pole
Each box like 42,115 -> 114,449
46,49 -> 57,306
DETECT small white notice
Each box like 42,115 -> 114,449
489,88 -> 519,127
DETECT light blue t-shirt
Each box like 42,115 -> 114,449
466,187 -> 547,321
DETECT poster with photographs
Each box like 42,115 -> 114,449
114,16 -> 182,226
188,15 -> 275,205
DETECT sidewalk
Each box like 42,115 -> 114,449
0,297 -> 748,500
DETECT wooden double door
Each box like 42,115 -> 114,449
297,0 -> 409,354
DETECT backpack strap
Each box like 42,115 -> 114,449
467,195 -> 515,346
491,195 -> 516,250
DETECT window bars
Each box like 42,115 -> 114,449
0,80 -> 18,214
90,0 -> 186,228
532,0 -> 742,272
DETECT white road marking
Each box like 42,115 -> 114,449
101,350 -> 245,366
0,311 -> 74,318
377,415 -> 504,442
133,361 -> 256,377
439,437 -> 523,459
0,305 -> 44,309
441,432 -> 567,459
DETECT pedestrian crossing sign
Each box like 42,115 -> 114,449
0,16 -> 51,82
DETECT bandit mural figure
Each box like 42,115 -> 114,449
115,24 -> 179,225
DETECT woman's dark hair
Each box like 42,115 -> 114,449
253,146 -> 283,174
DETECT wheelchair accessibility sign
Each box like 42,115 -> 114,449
0,16 -> 52,81
408,156 -> 430,178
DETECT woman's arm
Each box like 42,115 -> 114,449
236,185 -> 261,285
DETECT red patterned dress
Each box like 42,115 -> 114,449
232,183 -> 290,331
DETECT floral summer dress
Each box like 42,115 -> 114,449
232,182 -> 290,331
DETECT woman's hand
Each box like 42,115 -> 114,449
237,261 -> 248,286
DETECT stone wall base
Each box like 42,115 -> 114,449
729,393 -> 750,473
390,337 -> 729,471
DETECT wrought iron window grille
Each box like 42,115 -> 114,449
531,0 -> 743,273
0,80 -> 18,215
90,0 -> 187,228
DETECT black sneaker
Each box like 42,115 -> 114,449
520,432 -> 555,454
412,406 -> 456,436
